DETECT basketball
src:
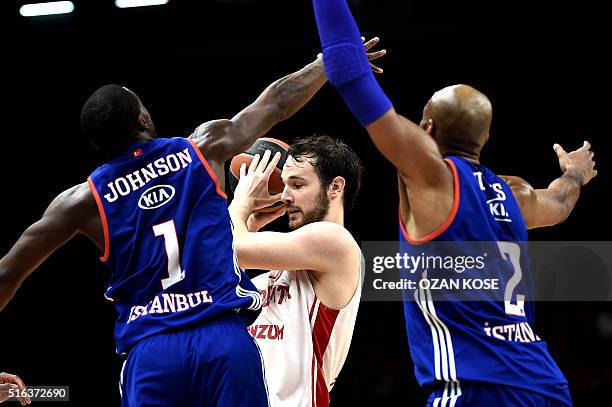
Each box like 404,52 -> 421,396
229,137 -> 289,213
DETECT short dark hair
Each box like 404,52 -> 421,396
81,84 -> 142,156
288,135 -> 363,210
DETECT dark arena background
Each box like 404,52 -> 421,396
2,0 -> 611,405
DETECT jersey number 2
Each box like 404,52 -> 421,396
497,241 -> 526,317
153,220 -> 186,289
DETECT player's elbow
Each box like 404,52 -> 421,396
525,203 -> 572,229
554,204 -> 574,225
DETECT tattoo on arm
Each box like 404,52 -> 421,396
191,60 -> 327,163
273,61 -> 326,119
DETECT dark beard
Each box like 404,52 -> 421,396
289,188 -> 330,231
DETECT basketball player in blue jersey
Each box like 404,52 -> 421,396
311,1 -> 597,406
0,41 -> 383,406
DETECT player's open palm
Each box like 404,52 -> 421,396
235,150 -> 283,211
0,372 -> 30,405
553,141 -> 598,186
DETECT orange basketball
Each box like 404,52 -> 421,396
229,137 -> 289,213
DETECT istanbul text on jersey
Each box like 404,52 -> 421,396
127,290 -> 213,323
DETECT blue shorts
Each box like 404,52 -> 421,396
120,315 -> 269,407
426,382 -> 571,407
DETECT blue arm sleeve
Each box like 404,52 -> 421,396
313,0 -> 393,126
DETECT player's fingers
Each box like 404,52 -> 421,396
553,143 -> 566,157
0,374 -> 26,392
259,203 -> 286,215
9,375 -> 25,391
364,36 -> 380,51
254,205 -> 286,226
248,154 -> 261,174
267,206 -> 287,221
0,383 -> 18,392
256,150 -> 272,173
367,49 -> 386,61
268,193 -> 283,203
240,163 -> 247,179
0,383 -> 18,401
264,152 -> 282,178
575,140 -> 591,153
370,63 -> 384,74
255,197 -> 282,211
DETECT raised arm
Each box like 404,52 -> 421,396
190,40 -> 386,181
501,141 -> 597,229
190,57 -> 327,168
0,183 -> 98,311
312,0 -> 448,187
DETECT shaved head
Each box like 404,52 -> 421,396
420,84 -> 492,162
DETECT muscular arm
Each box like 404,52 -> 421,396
312,0 -> 453,239
366,109 -> 450,187
189,58 -> 327,171
230,205 -> 361,310
0,183 -> 98,311
231,214 -> 354,273
502,141 -> 597,229
501,174 -> 582,229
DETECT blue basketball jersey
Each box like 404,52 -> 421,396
88,137 -> 261,354
399,156 -> 571,405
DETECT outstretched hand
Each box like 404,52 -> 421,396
553,141 -> 598,186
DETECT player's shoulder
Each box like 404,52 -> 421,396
58,182 -> 97,212
189,119 -> 233,152
297,221 -> 358,252
55,182 -> 94,207
498,175 -> 536,205
44,182 -> 97,225
300,221 -> 353,238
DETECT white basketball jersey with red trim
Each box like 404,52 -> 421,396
249,259 -> 363,407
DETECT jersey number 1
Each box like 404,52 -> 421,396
153,220 -> 186,289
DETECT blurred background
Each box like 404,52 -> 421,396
1,0 -> 611,405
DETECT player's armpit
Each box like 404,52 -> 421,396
365,109 -> 450,188
234,221 -> 354,273
0,184 -> 91,311
501,175 -> 573,229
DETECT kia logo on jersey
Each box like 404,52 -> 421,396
138,185 -> 176,210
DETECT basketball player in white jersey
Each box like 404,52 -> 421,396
228,135 -> 364,407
